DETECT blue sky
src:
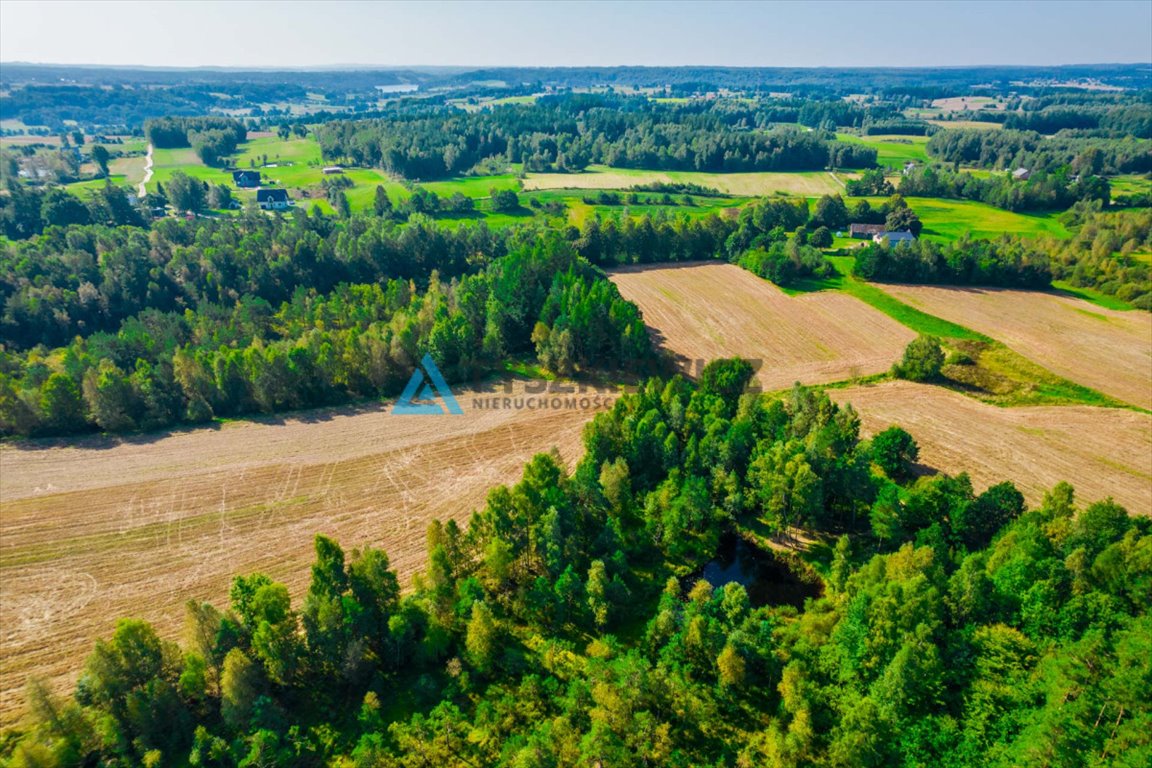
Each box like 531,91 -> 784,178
2,0 -> 1149,68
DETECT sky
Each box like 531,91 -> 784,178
1,0 -> 1150,69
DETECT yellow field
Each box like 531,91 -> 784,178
0,380 -> 606,726
832,381 -> 1152,514
608,262 -> 916,390
524,165 -> 848,196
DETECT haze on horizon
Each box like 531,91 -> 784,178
1,0 -> 1150,70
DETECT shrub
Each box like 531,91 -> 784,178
893,335 -> 945,382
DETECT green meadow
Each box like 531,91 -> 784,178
836,133 -> 930,166
844,195 -> 1069,241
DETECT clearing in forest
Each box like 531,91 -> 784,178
0,379 -> 605,727
876,284 -> 1152,410
831,380 -> 1152,514
608,261 -> 916,390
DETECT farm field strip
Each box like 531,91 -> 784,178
525,165 -> 849,196
876,284 -> 1152,410
608,262 -> 917,391
0,380 -> 604,726
831,381 -> 1152,514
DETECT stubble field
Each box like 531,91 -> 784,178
832,381 -> 1152,514
524,165 -> 848,196
608,261 -> 917,390
876,284 -> 1152,409
0,380 -> 605,726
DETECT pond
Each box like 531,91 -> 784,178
691,533 -> 823,608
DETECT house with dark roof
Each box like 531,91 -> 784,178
257,188 -> 291,210
849,223 -> 886,239
233,170 -> 261,188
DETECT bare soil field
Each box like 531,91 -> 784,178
609,262 -> 916,390
877,284 -> 1152,409
832,380 -> 1152,514
0,379 -> 604,726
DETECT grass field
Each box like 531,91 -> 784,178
878,284 -> 1152,410
0,378 -> 607,726
1110,174 -> 1152,197
832,380 -> 1151,514
886,197 -> 1069,241
837,133 -> 930,166
148,147 -> 223,189
524,165 -> 848,196
607,261 -> 916,390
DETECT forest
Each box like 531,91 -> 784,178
313,96 -> 879,179
5,360 -> 1148,767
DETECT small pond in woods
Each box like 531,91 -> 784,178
689,533 -> 823,608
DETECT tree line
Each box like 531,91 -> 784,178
897,163 -> 1110,212
926,128 -> 1152,175
853,236 -> 1053,288
6,360 -> 1147,766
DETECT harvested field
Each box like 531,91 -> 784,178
524,165 -> 847,196
0,379 -> 605,726
608,262 -> 916,390
832,381 -> 1152,514
877,284 -> 1152,409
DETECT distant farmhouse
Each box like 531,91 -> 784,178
873,231 -> 917,245
233,170 -> 261,188
257,188 -> 291,210
1013,167 -> 1031,181
849,223 -> 886,239
321,166 -> 344,175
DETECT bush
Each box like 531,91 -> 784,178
893,335 -> 944,382
810,226 -> 834,248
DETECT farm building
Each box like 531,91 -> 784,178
873,231 -> 917,245
233,170 -> 261,188
1013,168 -> 1031,180
322,166 -> 344,174
849,223 -> 886,239
257,188 -> 291,210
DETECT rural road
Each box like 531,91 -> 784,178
137,143 -> 153,197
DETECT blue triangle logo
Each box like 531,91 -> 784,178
392,354 -> 463,415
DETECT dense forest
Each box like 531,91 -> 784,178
313,96 -> 878,179
5,360 -> 1148,766
0,215 -> 653,437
